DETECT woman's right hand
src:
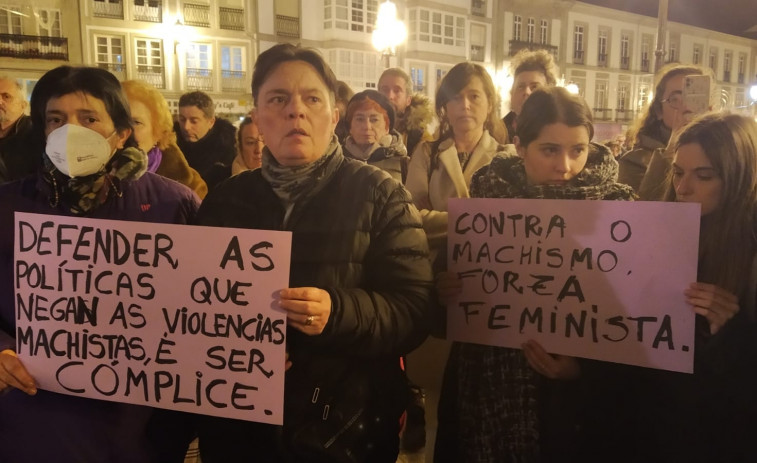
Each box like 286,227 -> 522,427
436,272 -> 463,305
0,349 -> 37,395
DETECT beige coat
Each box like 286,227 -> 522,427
405,130 -> 513,262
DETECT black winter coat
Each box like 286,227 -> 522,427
196,150 -> 433,462
174,118 -> 236,189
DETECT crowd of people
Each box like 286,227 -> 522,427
0,43 -> 756,463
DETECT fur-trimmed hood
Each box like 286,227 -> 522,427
397,94 -> 434,135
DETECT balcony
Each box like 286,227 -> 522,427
471,44 -> 484,62
573,49 -> 584,64
134,0 -> 162,23
593,108 -> 612,121
640,58 -> 650,72
471,0 -> 486,16
184,3 -> 210,27
275,14 -> 300,38
186,68 -> 213,91
620,56 -> 630,70
219,7 -> 244,31
597,53 -> 607,67
221,70 -> 247,92
508,40 -> 558,57
137,65 -> 165,89
615,109 -> 635,122
723,71 -> 731,83
0,34 -> 68,60
97,62 -> 126,80
738,73 -> 745,84
93,0 -> 124,19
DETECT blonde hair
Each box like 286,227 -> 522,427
122,80 -> 177,150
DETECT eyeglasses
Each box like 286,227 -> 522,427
661,91 -> 683,110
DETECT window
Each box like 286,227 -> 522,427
324,0 -> 377,33
539,19 -> 548,44
410,66 -> 425,93
186,43 -> 211,75
668,42 -> 676,62
617,84 -> 628,111
709,47 -> 717,73
597,29 -> 608,66
723,50 -> 732,82
95,36 -> 125,72
738,54 -> 746,83
410,8 -> 464,47
470,23 -> 485,61
436,67 -> 447,88
526,17 -> 535,43
135,38 -> 164,88
641,35 -> 651,71
326,49 -> 380,92
221,45 -> 246,92
595,81 -> 607,108
620,33 -> 630,69
0,6 -> 22,34
36,9 -> 61,37
513,15 -> 521,41
573,24 -> 584,63
693,45 -> 701,65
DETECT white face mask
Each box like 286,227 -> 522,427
45,124 -> 117,177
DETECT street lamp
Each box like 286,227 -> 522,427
371,1 -> 407,68
750,84 -> 757,102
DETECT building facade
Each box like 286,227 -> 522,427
2,0 -> 756,125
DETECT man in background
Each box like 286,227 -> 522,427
0,77 -> 33,183
174,91 -> 236,189
503,49 -> 559,143
378,68 -> 434,158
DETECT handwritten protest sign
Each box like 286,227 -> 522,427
447,198 -> 700,373
13,212 -> 290,424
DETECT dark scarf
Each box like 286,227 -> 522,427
42,146 -> 147,215
473,142 -> 637,201
261,135 -> 343,210
455,142 -> 636,461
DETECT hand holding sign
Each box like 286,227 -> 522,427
685,282 -> 739,335
0,349 -> 36,395
280,287 -> 332,335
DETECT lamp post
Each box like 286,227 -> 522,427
371,1 -> 407,69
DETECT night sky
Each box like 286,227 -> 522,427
579,0 -> 757,38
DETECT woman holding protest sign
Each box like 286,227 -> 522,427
0,66 -> 199,463
184,43 -> 433,462
433,86 -> 636,462
625,112 -> 757,462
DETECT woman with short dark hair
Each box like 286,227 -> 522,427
191,43 -> 433,463
0,66 -> 199,463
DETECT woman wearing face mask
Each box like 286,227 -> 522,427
0,66 -> 199,463
434,87 -> 636,462
341,90 -> 408,183
122,79 -> 208,198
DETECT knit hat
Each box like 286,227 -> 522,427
345,90 -> 396,131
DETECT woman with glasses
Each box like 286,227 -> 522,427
618,63 -> 709,195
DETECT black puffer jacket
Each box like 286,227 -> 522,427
196,149 -> 433,461
174,117 -> 236,188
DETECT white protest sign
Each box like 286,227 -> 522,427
447,198 -> 700,373
14,212 -> 290,424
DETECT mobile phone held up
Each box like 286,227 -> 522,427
682,74 -> 712,117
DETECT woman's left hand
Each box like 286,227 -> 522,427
522,340 -> 580,380
279,287 -> 332,335
685,282 -> 739,335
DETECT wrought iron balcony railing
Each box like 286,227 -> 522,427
0,34 -> 68,60
508,40 -> 558,57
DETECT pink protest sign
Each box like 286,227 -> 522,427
446,198 -> 700,373
13,212 -> 291,424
